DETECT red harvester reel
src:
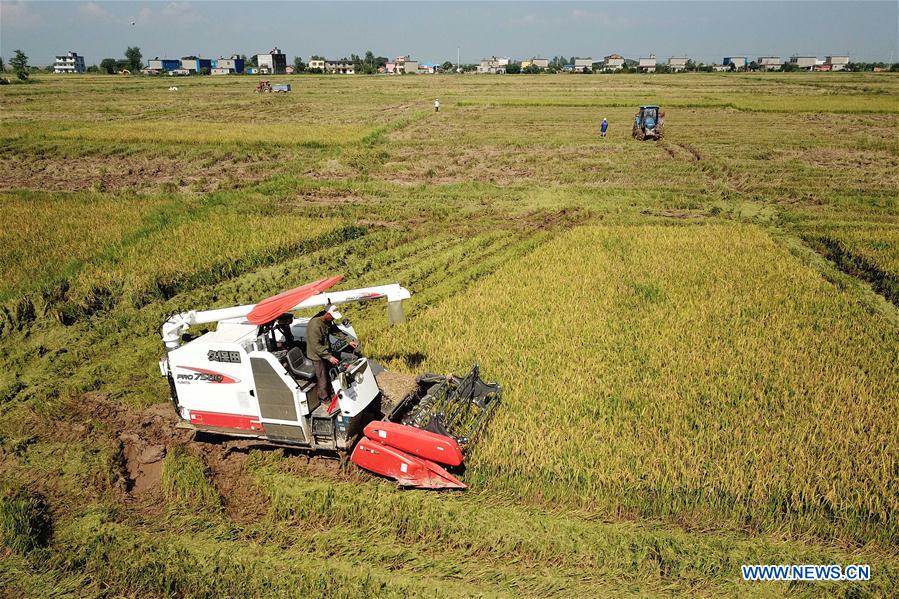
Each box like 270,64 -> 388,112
351,365 -> 501,489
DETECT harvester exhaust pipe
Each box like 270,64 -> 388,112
387,300 -> 406,325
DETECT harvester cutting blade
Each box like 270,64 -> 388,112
363,420 -> 463,466
351,437 -> 466,490
389,364 -> 501,451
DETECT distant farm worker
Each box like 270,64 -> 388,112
600,117 -> 608,138
434,98 -> 440,112
305,306 -> 358,406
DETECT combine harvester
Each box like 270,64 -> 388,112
159,277 -> 500,489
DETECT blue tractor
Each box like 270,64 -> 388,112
632,105 -> 665,141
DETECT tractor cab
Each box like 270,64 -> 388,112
632,105 -> 665,140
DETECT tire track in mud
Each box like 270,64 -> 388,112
51,394 -> 349,524
677,142 -> 703,161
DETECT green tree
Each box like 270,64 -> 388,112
10,50 -> 28,80
350,53 -> 362,73
505,63 -> 521,74
293,57 -> 306,73
362,50 -> 376,73
86,65 -> 100,73
0,57 -> 5,72
685,59 -> 696,72
124,46 -> 142,71
100,58 -> 117,74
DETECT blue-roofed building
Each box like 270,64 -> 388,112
180,57 -> 213,73
210,55 -> 245,74
146,58 -> 181,73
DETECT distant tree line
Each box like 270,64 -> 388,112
4,46 -> 899,79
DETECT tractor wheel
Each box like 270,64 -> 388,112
633,127 -> 645,141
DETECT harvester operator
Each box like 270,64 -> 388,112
306,306 -> 358,405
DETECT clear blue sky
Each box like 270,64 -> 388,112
2,1 -> 896,66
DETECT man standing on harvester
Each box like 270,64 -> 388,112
306,306 -> 358,406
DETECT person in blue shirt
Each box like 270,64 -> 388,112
600,117 -> 609,138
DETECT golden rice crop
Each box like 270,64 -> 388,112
0,192 -> 164,301
65,207 -> 340,308
370,224 -> 899,544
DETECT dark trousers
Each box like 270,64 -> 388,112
312,359 -> 331,402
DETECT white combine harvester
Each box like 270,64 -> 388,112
159,276 -> 500,489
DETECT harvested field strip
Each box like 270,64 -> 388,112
371,224 -> 899,545
246,460 -> 899,596
31,121 -> 369,147
455,94 -> 899,113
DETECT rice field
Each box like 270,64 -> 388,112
371,224 -> 899,544
1,72 -> 897,597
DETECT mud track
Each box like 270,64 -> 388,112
58,395 -> 339,521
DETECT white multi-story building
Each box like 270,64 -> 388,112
825,55 -> 850,71
477,56 -> 510,74
573,57 -> 593,72
724,56 -> 748,70
325,59 -> 355,75
668,57 -> 688,72
758,56 -> 782,71
54,51 -> 85,74
258,47 -> 287,74
308,59 -> 325,71
638,54 -> 657,72
790,55 -> 817,70
603,54 -> 625,71
398,58 -> 418,74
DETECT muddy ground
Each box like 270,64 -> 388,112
42,371 -> 419,521
0,154 -> 283,194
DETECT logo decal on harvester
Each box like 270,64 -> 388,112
175,366 -> 240,384
207,350 -> 241,363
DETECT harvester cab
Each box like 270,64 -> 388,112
632,105 -> 665,140
159,276 -> 500,489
